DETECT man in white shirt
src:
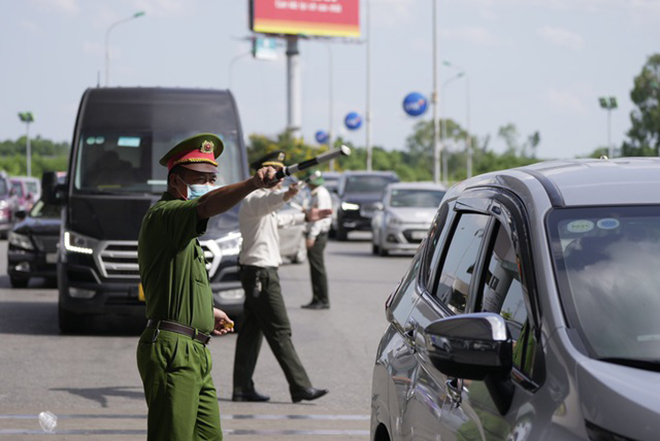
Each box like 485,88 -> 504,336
232,151 -> 331,403
301,172 -> 332,309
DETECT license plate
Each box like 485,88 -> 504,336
138,283 -> 145,302
411,231 -> 427,240
46,253 -> 58,264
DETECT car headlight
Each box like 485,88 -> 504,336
8,232 -> 34,250
341,202 -> 360,211
63,230 -> 98,255
0,200 -> 6,209
386,214 -> 403,226
215,231 -> 242,256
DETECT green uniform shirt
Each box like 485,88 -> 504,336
138,192 -> 214,334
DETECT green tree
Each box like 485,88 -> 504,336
622,53 -> 660,156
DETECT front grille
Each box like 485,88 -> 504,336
99,241 -> 139,279
33,235 -> 59,253
403,229 -> 428,244
97,240 -> 220,279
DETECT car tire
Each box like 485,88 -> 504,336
9,275 -> 29,288
291,237 -> 308,264
58,305 -> 87,334
372,243 -> 379,255
336,225 -> 348,241
379,241 -> 389,257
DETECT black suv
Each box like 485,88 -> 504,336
334,171 -> 399,240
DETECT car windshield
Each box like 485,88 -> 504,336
0,179 -> 8,196
344,175 -> 396,193
389,189 -> 445,208
73,131 -> 241,195
29,199 -> 61,218
548,206 -> 660,361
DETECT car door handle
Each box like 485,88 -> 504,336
446,377 -> 463,407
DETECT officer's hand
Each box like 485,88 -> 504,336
306,208 -> 333,222
213,308 -> 234,335
284,182 -> 300,201
306,237 -> 315,249
254,166 -> 281,189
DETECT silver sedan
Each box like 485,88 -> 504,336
371,182 -> 446,256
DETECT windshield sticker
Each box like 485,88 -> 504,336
118,136 -> 141,147
597,218 -> 620,230
95,136 -> 105,145
567,220 -> 594,233
85,137 -> 95,145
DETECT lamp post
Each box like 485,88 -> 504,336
440,72 -> 464,185
431,0 -> 441,183
326,43 -> 335,171
598,96 -> 617,158
17,112 -> 34,176
105,11 -> 145,86
365,0 -> 372,171
443,60 -> 471,177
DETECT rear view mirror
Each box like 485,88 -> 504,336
41,172 -> 66,205
424,313 -> 512,380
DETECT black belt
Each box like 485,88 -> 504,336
146,319 -> 212,345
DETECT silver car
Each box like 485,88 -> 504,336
371,182 -> 446,256
371,158 -> 660,441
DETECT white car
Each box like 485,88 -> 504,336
371,182 -> 446,256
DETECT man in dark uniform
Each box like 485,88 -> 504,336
137,133 -> 279,441
232,151 -> 330,403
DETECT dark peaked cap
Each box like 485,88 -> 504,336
250,151 -> 286,170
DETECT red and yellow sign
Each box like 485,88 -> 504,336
251,0 -> 360,38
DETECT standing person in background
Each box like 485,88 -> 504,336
233,151 -> 331,404
301,172 -> 332,310
137,134 -> 279,441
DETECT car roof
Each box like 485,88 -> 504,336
341,170 -> 398,177
452,157 -> 660,208
387,181 -> 447,191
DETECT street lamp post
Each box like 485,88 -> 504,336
326,43 -> 335,171
599,96 -> 618,158
365,0 -> 372,171
431,0 -> 440,184
440,72 -> 464,185
105,11 -> 145,86
18,112 -> 34,177
443,61 -> 471,177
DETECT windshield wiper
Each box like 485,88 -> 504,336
598,357 -> 660,372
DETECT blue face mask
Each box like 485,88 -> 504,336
177,175 -> 216,200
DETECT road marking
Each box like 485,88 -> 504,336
0,414 -> 370,436
0,414 -> 369,420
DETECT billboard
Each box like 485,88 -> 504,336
251,0 -> 360,38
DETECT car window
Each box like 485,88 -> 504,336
389,189 -> 445,208
433,213 -> 489,314
0,179 -> 7,196
479,222 -> 533,372
11,181 -> 24,197
344,175 -> 397,193
26,181 -> 39,195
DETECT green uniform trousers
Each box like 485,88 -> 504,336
233,265 -> 312,397
307,232 -> 329,305
137,328 -> 222,441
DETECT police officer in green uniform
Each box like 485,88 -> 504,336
137,134 -> 279,441
232,151 -> 331,403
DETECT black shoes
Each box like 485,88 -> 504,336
232,390 -> 271,402
291,387 -> 329,403
301,302 -> 330,310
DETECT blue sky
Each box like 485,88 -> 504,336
1,0 -> 659,161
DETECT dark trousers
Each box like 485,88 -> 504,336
307,232 -> 329,305
233,266 -> 312,396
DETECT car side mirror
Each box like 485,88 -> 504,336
425,313 -> 512,380
424,312 -> 515,415
15,210 -> 27,220
41,172 -> 66,205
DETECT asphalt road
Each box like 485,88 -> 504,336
0,232 -> 414,440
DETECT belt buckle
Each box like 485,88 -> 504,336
151,328 -> 160,343
196,331 -> 211,345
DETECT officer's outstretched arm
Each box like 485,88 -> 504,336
196,167 -> 281,219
